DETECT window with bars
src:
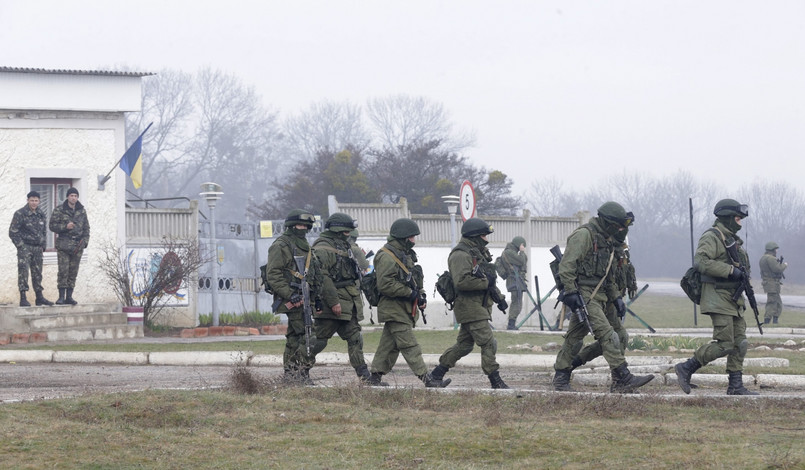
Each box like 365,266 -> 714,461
30,178 -> 73,251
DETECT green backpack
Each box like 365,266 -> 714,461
494,256 -> 509,280
435,270 -> 457,310
360,271 -> 380,307
259,264 -> 274,295
680,266 -> 702,304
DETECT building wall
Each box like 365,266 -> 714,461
0,113 -> 127,305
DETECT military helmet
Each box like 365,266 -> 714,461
284,209 -> 316,228
324,212 -> 358,232
713,199 -> 749,218
461,218 -> 494,237
765,241 -> 780,251
597,201 -> 632,228
512,236 -> 526,247
389,218 -> 420,239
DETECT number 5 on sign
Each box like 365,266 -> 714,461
459,180 -> 476,221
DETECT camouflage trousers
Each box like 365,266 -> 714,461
371,320 -> 427,376
17,244 -> 44,292
695,312 -> 747,373
283,311 -> 317,371
312,315 -> 366,369
572,302 -> 629,366
439,319 -> 499,375
764,292 -> 783,321
57,249 -> 83,289
507,289 -> 524,323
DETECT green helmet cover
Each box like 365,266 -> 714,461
597,201 -> 631,228
765,241 -> 779,251
285,209 -> 315,228
713,199 -> 749,218
325,212 -> 357,232
389,218 -> 420,239
461,218 -> 494,237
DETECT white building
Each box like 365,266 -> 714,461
0,66 -> 149,305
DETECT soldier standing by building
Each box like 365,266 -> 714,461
430,218 -> 510,389
368,218 -> 449,388
310,213 -> 370,382
49,188 -> 90,305
8,191 -> 53,307
551,202 -> 653,393
759,241 -> 787,325
502,236 -> 528,330
265,209 -> 322,384
675,199 -> 759,395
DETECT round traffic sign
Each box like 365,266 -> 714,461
459,180 -> 476,221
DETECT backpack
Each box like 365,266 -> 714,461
360,271 -> 380,307
680,266 -> 702,304
494,256 -> 509,280
435,270 -> 458,310
259,264 -> 274,295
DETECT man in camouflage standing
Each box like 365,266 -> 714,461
430,218 -> 510,389
368,218 -> 449,388
502,236 -> 528,330
311,213 -> 370,382
675,199 -> 758,395
759,241 -> 787,325
8,191 -> 53,307
552,202 -> 653,393
265,209 -> 322,384
49,188 -> 90,305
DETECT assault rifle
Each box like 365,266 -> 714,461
724,240 -> 764,335
473,263 -> 507,314
293,255 -> 315,355
549,245 -> 594,335
405,272 -> 427,325
779,256 -> 786,280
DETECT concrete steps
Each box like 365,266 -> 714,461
0,303 -> 143,344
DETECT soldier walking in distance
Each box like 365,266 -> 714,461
551,202 -> 653,393
675,199 -> 759,395
49,188 -> 90,305
311,213 -> 370,382
368,218 -> 449,388
265,209 -> 322,384
8,191 -> 53,307
502,236 -> 527,331
430,218 -> 510,389
759,241 -> 787,325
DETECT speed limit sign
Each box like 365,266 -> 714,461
459,180 -> 476,221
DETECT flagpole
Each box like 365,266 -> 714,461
97,122 -> 153,190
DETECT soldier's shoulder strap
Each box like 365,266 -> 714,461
380,246 -> 410,275
313,238 -> 349,257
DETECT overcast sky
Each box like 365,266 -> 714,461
2,1 -> 805,199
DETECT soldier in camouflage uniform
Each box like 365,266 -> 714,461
49,188 -> 90,305
311,213 -> 370,382
759,241 -> 787,324
502,236 -> 528,330
551,202 -> 653,393
430,218 -> 510,389
368,218 -> 450,388
8,191 -> 53,307
675,199 -> 758,395
563,217 -> 636,391
265,209 -> 323,384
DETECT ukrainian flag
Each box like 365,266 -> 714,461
119,124 -> 151,189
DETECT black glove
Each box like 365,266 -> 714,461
408,289 -> 419,303
728,268 -> 744,281
314,297 -> 323,312
487,275 -> 496,290
497,299 -> 508,312
417,291 -> 427,305
289,293 -> 303,305
563,292 -> 584,312
614,296 -> 626,321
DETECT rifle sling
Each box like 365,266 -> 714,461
380,247 -> 410,275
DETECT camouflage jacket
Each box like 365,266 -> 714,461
312,231 -> 360,320
451,237 -> 503,323
9,204 -> 48,248
265,231 -> 323,315
375,239 -> 424,325
49,200 -> 90,252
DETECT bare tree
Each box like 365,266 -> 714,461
283,100 -> 369,160
366,94 -> 475,153
527,176 -> 574,216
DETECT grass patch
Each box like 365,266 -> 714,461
1,384 -> 804,469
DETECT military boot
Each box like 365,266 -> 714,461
726,371 -> 759,396
507,319 -> 518,331
772,317 -> 779,324
300,368 -> 315,386
674,357 -> 701,394
355,365 -> 371,383
488,371 -> 510,389
763,318 -> 771,325
367,372 -> 389,387
65,288 -> 78,305
35,291 -> 53,306
430,364 -> 449,381
552,369 -> 574,392
610,363 -> 654,394
55,288 -> 66,305
19,291 -> 31,307
570,357 -> 583,371
420,372 -> 451,388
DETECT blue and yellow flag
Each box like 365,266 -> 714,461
119,123 -> 152,189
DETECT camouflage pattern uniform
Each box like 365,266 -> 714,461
9,203 -> 48,294
502,236 -> 528,329
49,199 -> 90,289
311,220 -> 368,380
759,244 -> 787,324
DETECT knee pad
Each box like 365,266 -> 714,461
610,331 -> 620,348
569,339 -> 583,357
619,330 -> 630,350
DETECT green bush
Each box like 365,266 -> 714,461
198,311 -> 280,327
